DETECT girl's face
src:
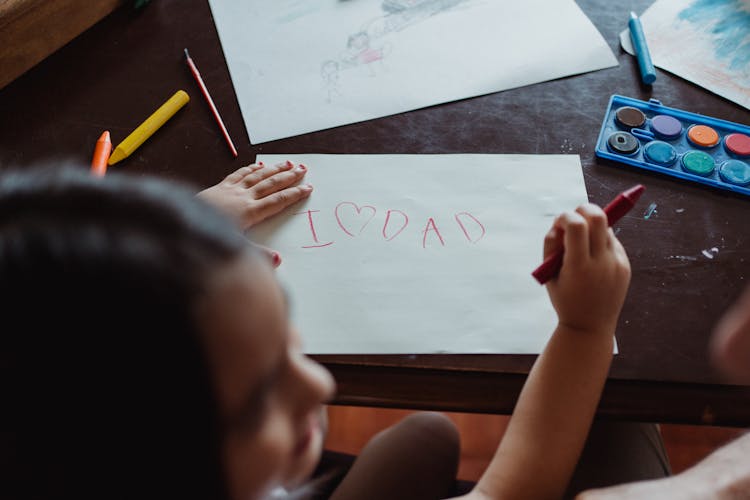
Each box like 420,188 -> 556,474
198,253 -> 336,500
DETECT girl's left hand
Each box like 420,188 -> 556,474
198,160 -> 312,229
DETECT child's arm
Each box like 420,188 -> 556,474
197,160 -> 311,229
461,203 -> 631,500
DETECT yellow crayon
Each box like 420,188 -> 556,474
108,90 -> 190,165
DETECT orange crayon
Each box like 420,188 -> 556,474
91,131 -> 112,177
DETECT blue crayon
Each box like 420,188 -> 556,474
628,12 -> 656,85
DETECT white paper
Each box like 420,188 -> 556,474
621,0 -> 750,110
208,0 -> 617,143
252,154 -> 588,354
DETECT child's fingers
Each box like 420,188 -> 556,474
251,185 -> 314,223
557,211 -> 589,266
609,232 -> 631,275
251,164 -> 308,198
575,203 -> 608,257
543,222 -> 564,259
241,160 -> 295,187
250,242 -> 282,268
224,163 -> 264,184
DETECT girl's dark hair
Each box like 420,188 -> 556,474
0,167 -> 249,499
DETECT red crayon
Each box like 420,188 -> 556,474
532,184 -> 645,285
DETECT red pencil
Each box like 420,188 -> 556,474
531,184 -> 645,284
184,48 -> 238,157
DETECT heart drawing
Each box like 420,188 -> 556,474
335,202 -> 377,237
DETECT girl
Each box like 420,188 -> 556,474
0,162 -> 648,499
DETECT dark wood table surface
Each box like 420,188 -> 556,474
2,0 -> 749,425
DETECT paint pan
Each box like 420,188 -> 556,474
595,95 -> 750,197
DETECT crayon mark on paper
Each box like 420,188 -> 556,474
295,202 -> 485,249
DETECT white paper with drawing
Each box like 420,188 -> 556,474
252,154 -> 588,354
207,0 -> 617,143
620,0 -> 750,110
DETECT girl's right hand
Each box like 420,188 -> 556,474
543,203 -> 631,336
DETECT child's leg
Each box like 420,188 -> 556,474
328,412 -> 460,500
564,421 -> 671,499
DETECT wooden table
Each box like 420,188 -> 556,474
1,0 -> 749,425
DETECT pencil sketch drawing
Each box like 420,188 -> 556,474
321,0 -> 471,102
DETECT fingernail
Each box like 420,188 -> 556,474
301,184 -> 313,191
297,164 -> 307,172
271,252 -> 282,267
286,160 -> 294,168
258,161 -> 264,166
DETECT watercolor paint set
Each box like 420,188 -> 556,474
595,95 -> 750,197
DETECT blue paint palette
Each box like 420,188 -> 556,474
595,95 -> 750,197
